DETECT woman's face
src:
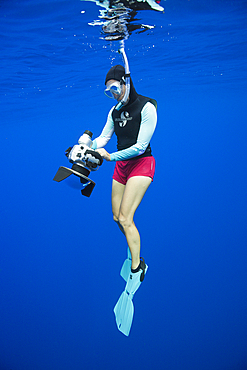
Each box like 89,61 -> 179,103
105,79 -> 126,102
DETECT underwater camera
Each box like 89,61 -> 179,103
53,130 -> 103,197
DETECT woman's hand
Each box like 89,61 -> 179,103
96,148 -> 111,161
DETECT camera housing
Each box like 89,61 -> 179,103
53,130 -> 103,197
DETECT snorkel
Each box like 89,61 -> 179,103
115,40 -> 130,111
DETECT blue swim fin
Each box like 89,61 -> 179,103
114,258 -> 148,336
113,291 -> 134,336
120,248 -> 132,282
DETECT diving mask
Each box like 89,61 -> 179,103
104,81 -> 123,99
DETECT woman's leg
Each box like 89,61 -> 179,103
114,176 -> 152,270
112,179 -> 126,234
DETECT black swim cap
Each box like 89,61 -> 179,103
105,65 -> 125,85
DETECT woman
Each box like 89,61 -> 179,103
92,64 -> 157,278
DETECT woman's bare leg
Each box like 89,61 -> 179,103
112,179 -> 126,234
112,176 -> 152,269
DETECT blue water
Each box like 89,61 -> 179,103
1,0 -> 247,369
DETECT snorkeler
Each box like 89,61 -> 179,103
92,60 -> 157,335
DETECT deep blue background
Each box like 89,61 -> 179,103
1,1 -> 247,369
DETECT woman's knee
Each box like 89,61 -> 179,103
113,213 -> 126,234
113,214 -> 119,223
118,213 -> 132,230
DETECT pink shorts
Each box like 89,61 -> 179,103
112,156 -> 156,185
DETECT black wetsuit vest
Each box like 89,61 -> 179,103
112,94 -> 157,160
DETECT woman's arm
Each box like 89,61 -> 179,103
91,107 -> 115,150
